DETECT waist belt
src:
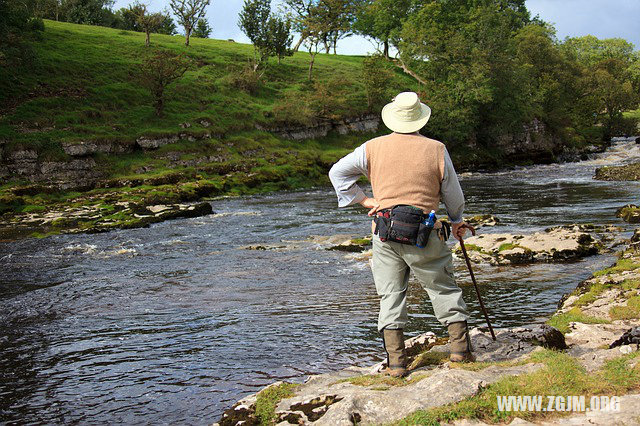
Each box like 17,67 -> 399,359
374,205 -> 434,248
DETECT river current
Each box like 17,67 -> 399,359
1,138 -> 639,424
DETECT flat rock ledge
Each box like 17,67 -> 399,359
0,201 -> 213,238
456,224 -> 621,265
216,325 -> 565,426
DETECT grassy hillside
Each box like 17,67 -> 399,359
1,20 -> 417,155
0,20 -> 425,237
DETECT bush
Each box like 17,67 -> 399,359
272,91 -> 314,125
611,116 -> 639,137
362,55 -> 393,110
307,77 -> 352,120
228,64 -> 261,95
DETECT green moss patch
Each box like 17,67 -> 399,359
547,308 -> 610,334
255,382 -> 298,425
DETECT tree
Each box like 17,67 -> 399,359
169,0 -> 210,47
353,0 -> 411,58
139,50 -> 192,116
282,0 -> 313,51
114,5 -> 141,30
395,0 -> 531,144
59,0 -> 116,25
192,17 -> 211,37
238,0 -> 272,70
0,0 -> 44,70
362,54 -> 393,109
303,27 -> 321,80
284,0 -> 359,54
130,2 -> 165,46
312,0 -> 358,54
266,15 -> 293,64
157,10 -> 177,35
563,36 -> 640,140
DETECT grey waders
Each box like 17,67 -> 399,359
448,320 -> 476,362
382,328 -> 408,378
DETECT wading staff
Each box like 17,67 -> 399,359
458,223 -> 496,341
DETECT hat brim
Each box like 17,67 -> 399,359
381,102 -> 432,133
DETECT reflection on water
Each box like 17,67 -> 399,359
1,138 -> 639,424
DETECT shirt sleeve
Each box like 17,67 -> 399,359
328,142 -> 368,207
441,148 -> 465,223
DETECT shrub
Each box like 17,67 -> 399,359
272,91 -> 314,125
228,64 -> 262,95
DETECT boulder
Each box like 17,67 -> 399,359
616,204 -> 640,223
595,162 -> 640,181
465,214 -> 500,228
456,225 -> 604,265
326,237 -> 371,253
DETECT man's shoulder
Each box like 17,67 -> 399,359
365,133 -> 445,151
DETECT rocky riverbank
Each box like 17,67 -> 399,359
217,230 -> 640,426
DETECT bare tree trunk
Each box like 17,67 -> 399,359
383,40 -> 389,58
308,53 -> 316,80
293,35 -> 305,52
395,57 -> 427,86
155,89 -> 164,116
185,27 -> 191,46
145,30 -> 150,47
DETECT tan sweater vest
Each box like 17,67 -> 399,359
365,132 -> 445,214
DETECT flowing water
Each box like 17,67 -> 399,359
1,138 -> 639,424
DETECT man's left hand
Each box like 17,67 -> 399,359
452,221 -> 474,241
359,197 -> 380,216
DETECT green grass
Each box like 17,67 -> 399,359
0,20 -> 416,153
593,258 -> 640,277
254,382 -> 298,425
609,295 -> 640,320
498,242 -> 518,252
461,244 -> 483,253
394,350 -> 640,425
547,307 -> 610,334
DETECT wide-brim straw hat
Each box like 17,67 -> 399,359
381,92 -> 431,133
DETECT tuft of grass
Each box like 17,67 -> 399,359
254,382 -> 298,425
461,243 -> 483,253
547,307 -> 610,334
609,295 -> 640,320
408,350 -> 450,370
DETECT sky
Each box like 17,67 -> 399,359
112,0 -> 640,55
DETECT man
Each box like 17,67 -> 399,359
328,92 -> 475,378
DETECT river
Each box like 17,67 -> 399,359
1,138 -> 639,424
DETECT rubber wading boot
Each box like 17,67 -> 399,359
382,328 -> 408,378
448,321 -> 476,363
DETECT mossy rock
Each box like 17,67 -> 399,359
616,204 -> 640,223
595,162 -> 640,181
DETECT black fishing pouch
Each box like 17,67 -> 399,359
374,205 -> 434,247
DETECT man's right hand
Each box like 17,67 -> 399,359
359,197 -> 380,216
